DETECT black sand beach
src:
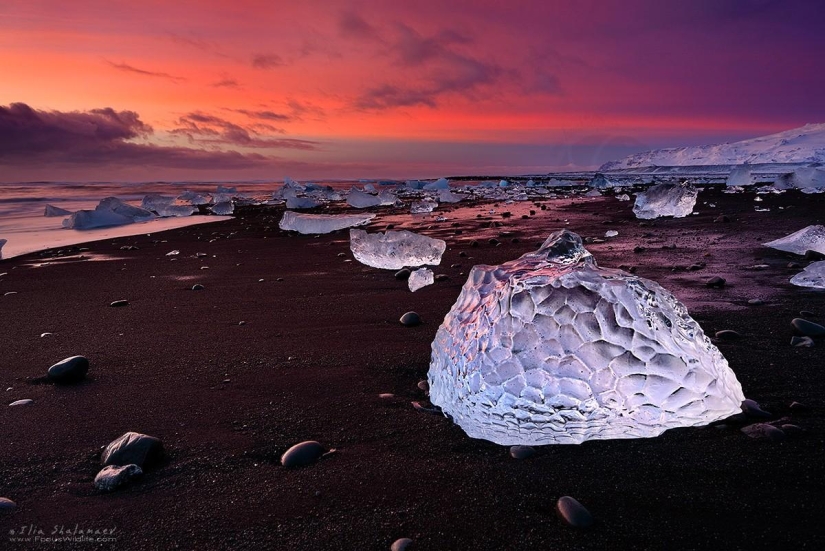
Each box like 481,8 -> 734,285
1,187 -> 824,550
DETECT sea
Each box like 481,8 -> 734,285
0,180 -> 323,260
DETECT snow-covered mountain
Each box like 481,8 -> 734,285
600,124 -> 825,170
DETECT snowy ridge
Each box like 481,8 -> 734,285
601,124 -> 825,170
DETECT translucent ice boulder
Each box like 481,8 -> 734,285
286,195 -> 322,209
633,181 -> 697,219
411,200 -> 438,214
726,166 -> 752,187
279,211 -> 375,234
773,167 -> 825,191
763,225 -> 825,256
428,230 -> 745,445
62,209 -> 134,230
96,197 -> 155,221
156,204 -> 198,217
178,191 -> 211,206
790,261 -> 825,289
589,173 -> 620,189
210,201 -> 234,215
438,189 -> 463,203
349,229 -> 446,270
347,188 -> 381,208
408,267 -> 434,292
44,204 -> 72,217
141,194 -> 175,213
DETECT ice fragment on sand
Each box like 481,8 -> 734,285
156,204 -> 198,217
427,229 -> 745,445
347,188 -> 381,208
411,200 -> 437,214
0,238 -> 6,259
62,209 -> 134,229
763,225 -> 825,256
438,188 -> 463,203
773,166 -> 825,191
790,260 -> 825,289
588,173 -> 620,189
44,204 -> 72,217
349,229 -> 446,270
633,181 -> 697,219
141,194 -> 175,212
209,201 -> 234,215
726,166 -> 753,187
408,268 -> 434,292
286,195 -> 322,209
279,211 -> 375,234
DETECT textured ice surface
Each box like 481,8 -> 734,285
97,198 -> 155,221
156,204 -> 198,217
349,229 -> 446,270
279,211 -> 375,234
178,191 -> 211,206
285,195 -> 322,209
589,173 -> 620,189
141,194 -> 175,212
428,230 -> 745,445
347,188 -> 381,208
726,166 -> 753,187
438,189 -> 463,203
633,182 -> 697,219
62,209 -> 134,229
764,225 -> 825,255
790,261 -> 825,289
411,200 -> 438,214
44,204 -> 72,217
408,267 -> 434,292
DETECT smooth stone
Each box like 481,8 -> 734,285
281,441 -> 325,468
791,318 -> 825,337
378,393 -> 394,399
47,355 -> 89,384
434,274 -> 449,282
191,284 -> 205,291
40,332 -> 54,337
391,538 -> 413,551
94,464 -> 143,492
747,298 -> 765,306
399,312 -> 422,327
109,299 -> 129,307
706,276 -> 726,288
790,336 -> 814,347
556,496 -> 594,528
714,215 -> 730,223
9,399 -> 33,407
715,330 -> 742,340
101,432 -> 164,468
741,399 -> 771,419
509,445 -> 535,460
394,268 -> 411,280
417,380 -> 429,392
741,423 -> 786,442
781,424 -> 804,437
789,401 -> 809,411
0,497 -> 16,510
800,310 -> 816,317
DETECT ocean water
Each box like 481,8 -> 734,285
0,180 -> 336,259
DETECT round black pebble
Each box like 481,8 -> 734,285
399,312 -> 421,327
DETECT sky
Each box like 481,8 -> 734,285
1,0 -> 824,182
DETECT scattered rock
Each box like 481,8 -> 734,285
741,423 -> 786,442
417,380 -> 429,392
800,310 -> 817,318
781,424 -> 804,437
706,276 -> 726,288
9,399 -> 33,407
714,215 -> 730,223
391,538 -> 413,551
411,401 -> 441,414
741,399 -> 771,419
789,401 -> 808,411
281,441 -> 325,468
378,393 -> 394,399
191,284 -> 205,291
94,464 -> 143,492
747,299 -> 765,306
0,497 -> 16,510
434,274 -> 449,282
40,332 -> 54,337
394,268 -> 411,280
556,496 -> 594,528
791,318 -> 825,337
399,312 -> 421,327
509,445 -> 535,459
790,336 -> 814,347
109,299 -> 129,307
715,330 -> 741,340
101,432 -> 164,468
47,355 -> 89,384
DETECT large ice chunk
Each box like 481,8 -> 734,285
428,230 -> 745,445
632,181 -> 697,219
0,238 -> 6,259
411,200 -> 438,214
589,173 -> 620,189
141,194 -> 175,213
438,189 -> 463,203
408,267 -> 434,292
279,211 -> 375,234
349,229 -> 446,269
773,166 -> 825,191
96,197 -> 155,221
62,209 -> 135,229
790,261 -> 825,289
347,188 -> 381,208
285,195 -> 322,209
209,201 -> 234,215
763,225 -> 825,256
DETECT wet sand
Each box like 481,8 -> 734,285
1,187 -> 823,550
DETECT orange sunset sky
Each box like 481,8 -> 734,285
1,0 -> 823,182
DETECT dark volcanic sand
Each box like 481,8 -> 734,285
1,187 -> 824,550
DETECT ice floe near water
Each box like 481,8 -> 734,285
763,225 -> 825,256
44,204 -> 72,217
411,200 -> 438,214
772,166 -> 825,192
209,201 -> 234,215
633,181 -> 697,219
279,211 -> 375,234
726,166 -> 753,187
347,188 -> 382,208
428,229 -> 745,445
438,189 -> 463,203
408,267 -> 434,292
349,229 -> 446,270
790,261 -> 825,289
